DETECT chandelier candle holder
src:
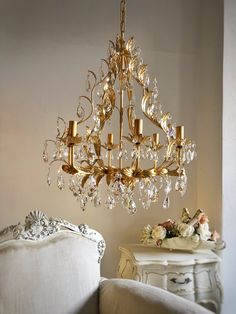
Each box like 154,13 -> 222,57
43,0 -> 196,213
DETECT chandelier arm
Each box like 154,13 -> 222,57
44,139 -> 56,145
48,158 -> 68,169
141,92 -> 163,130
167,169 -> 179,177
56,117 -> 67,138
155,160 -> 174,174
77,95 -> 93,124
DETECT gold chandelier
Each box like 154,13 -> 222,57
43,0 -> 196,213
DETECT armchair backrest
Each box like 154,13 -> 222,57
0,211 -> 105,314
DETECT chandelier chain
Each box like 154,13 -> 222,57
120,0 -> 126,39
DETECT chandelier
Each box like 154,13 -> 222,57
43,0 -> 196,213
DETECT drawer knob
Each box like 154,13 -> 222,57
170,277 -> 192,285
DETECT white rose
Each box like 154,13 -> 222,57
197,222 -> 211,241
178,223 -> 194,238
152,226 -> 166,240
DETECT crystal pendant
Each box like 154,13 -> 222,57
163,196 -> 170,209
86,72 -> 92,92
105,194 -> 116,210
99,62 -> 104,80
110,177 -> 125,196
186,149 -> 192,164
143,72 -> 150,88
88,147 -> 96,164
77,101 -> 85,120
133,46 -> 141,56
191,143 -> 197,161
80,195 -> 88,211
57,168 -> 65,190
127,199 -> 137,214
131,147 -> 139,159
47,172 -> 51,186
94,194 -> 101,207
164,177 -> 172,194
87,176 -> 97,197
167,125 -> 176,138
142,199 -> 151,210
43,147 -> 48,162
96,83 -> 103,98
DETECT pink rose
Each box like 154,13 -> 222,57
156,239 -> 162,247
211,230 -> 220,242
198,213 -> 209,224
158,219 -> 175,229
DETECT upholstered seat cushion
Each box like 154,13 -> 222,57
99,278 -> 213,314
0,232 -> 100,314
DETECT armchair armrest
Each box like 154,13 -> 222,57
99,279 -> 212,314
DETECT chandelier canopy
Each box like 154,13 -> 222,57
43,0 -> 196,213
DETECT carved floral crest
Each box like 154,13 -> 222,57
0,210 -> 105,263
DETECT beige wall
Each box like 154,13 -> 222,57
0,0 -> 222,278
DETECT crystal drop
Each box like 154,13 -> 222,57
153,77 -> 158,88
139,180 -> 145,191
147,104 -> 155,116
52,152 -> 57,160
127,199 -> 137,215
190,148 -> 197,161
47,173 -> 51,186
87,176 -> 97,197
57,168 -> 65,190
180,185 -> 187,197
80,195 -> 88,211
42,150 -> 48,163
105,195 -> 115,210
164,178 -> 172,194
131,147 -> 138,158
143,72 -> 150,88
139,55 -> 144,65
117,150 -> 123,159
163,196 -> 170,209
140,148 -> 146,159
96,84 -> 103,98
186,150 -> 192,164
142,199 -> 151,210
111,179 -> 125,196
123,149 -> 128,160
77,103 -> 84,119
146,148 -> 153,160
99,63 -> 104,80
167,125 -> 176,138
175,177 -> 181,191
68,176 -> 75,191
134,46 -> 141,56
86,72 -> 92,92
158,177 -> 163,189
94,196 -> 101,207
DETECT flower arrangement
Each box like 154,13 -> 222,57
140,208 -> 224,251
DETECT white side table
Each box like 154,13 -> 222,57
117,244 -> 223,313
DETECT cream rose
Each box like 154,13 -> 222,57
197,222 -> 211,241
178,223 -> 194,238
152,226 -> 166,240
140,225 -> 155,245
191,234 -> 200,243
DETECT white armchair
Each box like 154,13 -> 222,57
0,211 -> 212,314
